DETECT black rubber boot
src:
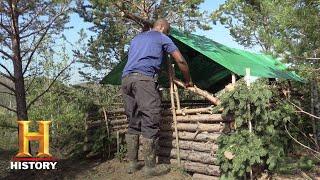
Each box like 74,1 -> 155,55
142,137 -> 170,177
125,133 -> 140,174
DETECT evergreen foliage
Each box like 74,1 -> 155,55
217,81 -> 295,179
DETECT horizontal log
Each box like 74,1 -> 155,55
159,131 -> 221,142
106,108 -> 125,115
107,115 -> 127,120
159,139 -> 218,153
109,119 -> 127,125
112,129 -> 127,134
161,100 -> 211,104
111,124 -> 128,130
176,107 -> 213,115
160,123 -> 224,132
157,147 -> 217,165
162,107 -> 213,116
87,120 -> 128,128
87,120 -> 105,128
158,157 -> 220,176
193,173 -> 219,180
163,114 -> 226,123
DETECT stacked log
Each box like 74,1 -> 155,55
85,101 -> 230,178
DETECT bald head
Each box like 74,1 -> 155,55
153,19 -> 170,34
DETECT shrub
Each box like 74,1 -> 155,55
216,80 -> 295,179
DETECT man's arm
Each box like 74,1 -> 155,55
170,50 -> 193,87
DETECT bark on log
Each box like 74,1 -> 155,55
163,114 -> 226,122
159,139 -> 218,153
112,129 -> 127,134
162,107 -> 213,116
87,120 -> 104,128
106,108 -> 125,115
111,124 -> 128,130
176,107 -> 213,115
193,173 -> 219,180
160,122 -> 225,132
109,119 -> 128,125
107,115 -> 127,119
159,131 -> 221,142
158,157 -> 220,176
173,79 -> 221,106
157,147 -> 217,165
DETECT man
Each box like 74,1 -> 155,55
121,19 -> 193,177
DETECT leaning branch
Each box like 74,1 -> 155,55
0,103 -> 17,113
0,22 -> 12,35
285,124 -> 320,155
173,78 -> 221,105
26,60 -> 73,110
0,91 -> 15,96
289,101 -> 320,120
0,49 -> 13,60
0,63 -> 15,80
113,3 -> 152,28
0,81 -> 15,92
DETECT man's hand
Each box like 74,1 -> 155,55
185,80 -> 194,88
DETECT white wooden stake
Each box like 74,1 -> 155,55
232,73 -> 236,84
245,68 -> 251,87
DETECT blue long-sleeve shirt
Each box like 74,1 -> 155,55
122,30 -> 178,77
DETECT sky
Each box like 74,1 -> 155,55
2,0 -> 261,84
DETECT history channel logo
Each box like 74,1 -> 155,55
10,121 -> 58,170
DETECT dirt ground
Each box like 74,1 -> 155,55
1,148 -> 320,180
74,159 -> 191,180
1,151 -> 191,180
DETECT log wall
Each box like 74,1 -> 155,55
85,101 -> 232,179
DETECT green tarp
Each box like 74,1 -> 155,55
101,28 -> 302,92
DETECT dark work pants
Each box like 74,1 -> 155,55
121,73 -> 161,139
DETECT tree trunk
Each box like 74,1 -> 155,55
13,60 -> 28,120
10,1 -> 28,120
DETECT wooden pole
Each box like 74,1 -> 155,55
116,131 -> 120,154
172,64 -> 181,111
83,113 -> 89,152
167,56 -> 181,166
245,67 -> 253,180
102,107 -> 111,159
